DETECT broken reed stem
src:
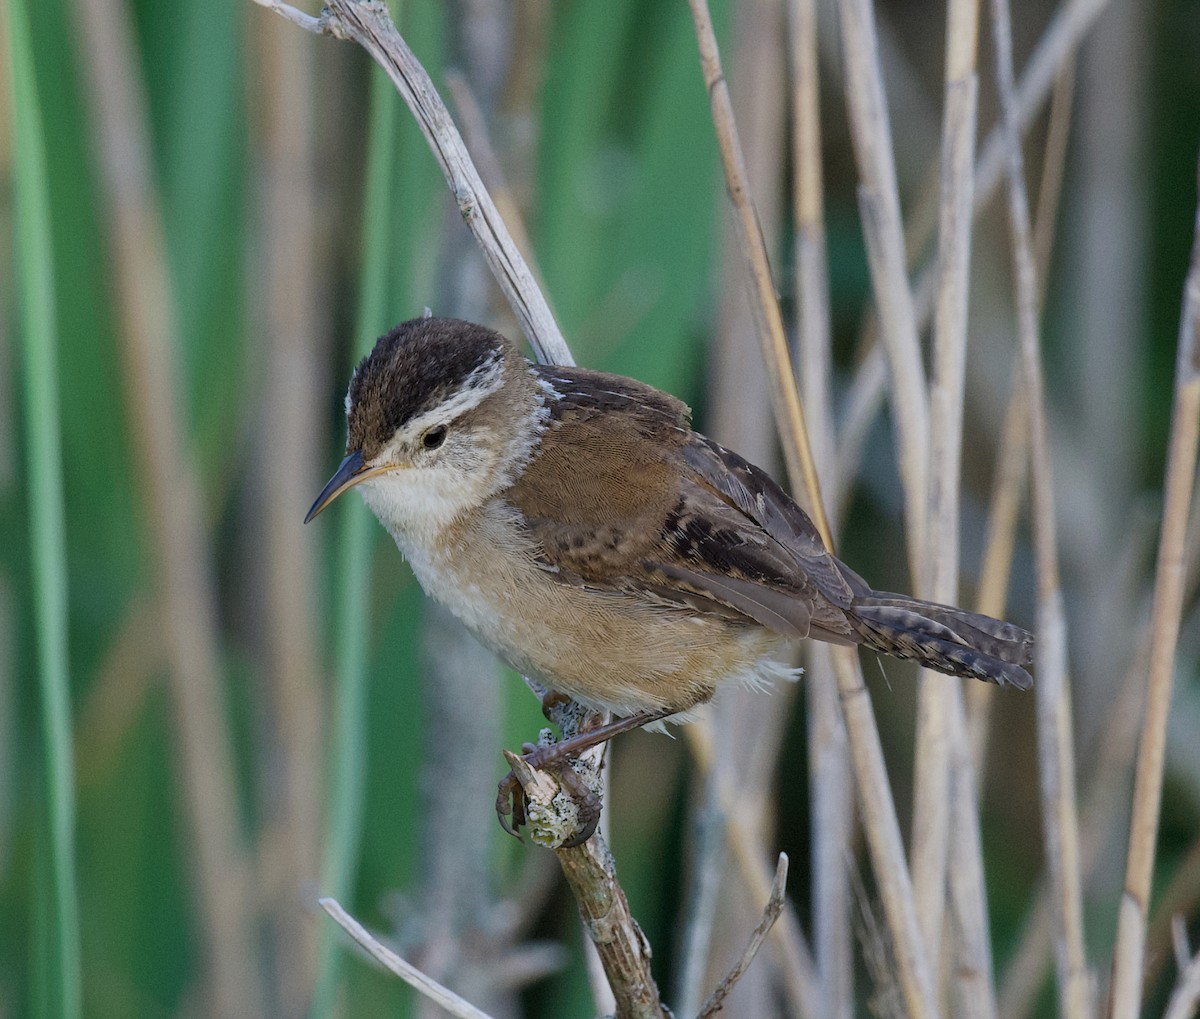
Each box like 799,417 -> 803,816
319,899 -> 494,1019
988,0 -> 1089,1015
687,3 -> 939,1017
911,0 -> 981,982
1109,150 -> 1200,1019
835,0 -> 929,578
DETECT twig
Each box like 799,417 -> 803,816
987,0 -> 1089,1015
696,854 -> 790,1019
687,4 -> 938,1017
319,898 -> 495,1019
685,720 -> 823,1019
504,744 -> 666,1018
247,0 -> 569,366
1109,148 -> 1200,1019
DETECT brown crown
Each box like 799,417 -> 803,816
346,317 -> 512,459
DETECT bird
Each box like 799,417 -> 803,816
306,316 -> 1033,843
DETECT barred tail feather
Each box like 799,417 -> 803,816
849,592 -> 1034,689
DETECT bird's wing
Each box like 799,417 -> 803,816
504,366 -> 857,641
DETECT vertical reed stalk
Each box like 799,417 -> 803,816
1108,152 -> 1200,1019
310,35 -> 399,1018
6,0 -> 82,1013
911,0 -> 981,979
988,0 -> 1089,1013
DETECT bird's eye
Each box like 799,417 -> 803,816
422,425 -> 447,450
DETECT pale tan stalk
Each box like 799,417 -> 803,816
835,0 -> 930,578
966,60 -> 1071,768
687,2 -> 938,1015
787,4 -> 851,1009
71,1 -> 265,1016
703,2 -> 790,1010
841,0 -> 1109,499
1108,154 -> 1200,1019
319,899 -> 495,1019
911,0 -> 981,989
988,0 -> 1088,1014
256,15 -> 325,1009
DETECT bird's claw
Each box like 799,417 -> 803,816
495,740 -> 602,847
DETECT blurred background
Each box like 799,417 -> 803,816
3,0 -> 1200,1015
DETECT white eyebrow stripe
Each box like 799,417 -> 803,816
402,351 -> 506,436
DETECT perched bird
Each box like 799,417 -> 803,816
307,316 -> 1033,841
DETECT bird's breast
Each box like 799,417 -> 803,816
386,500 -> 788,716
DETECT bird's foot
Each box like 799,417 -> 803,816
495,739 -> 602,848
494,706 -> 674,847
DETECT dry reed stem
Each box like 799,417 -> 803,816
249,0 -> 569,366
256,15 -> 325,1007
911,0 -> 981,982
966,60 -> 1072,771
988,0 -> 1089,1015
687,0 -> 824,512
787,2 -> 853,1011
687,3 -> 938,1016
319,898 -> 495,1018
695,854 -> 789,1019
835,0 -> 930,578
1109,151 -> 1200,1019
72,0 -> 264,1014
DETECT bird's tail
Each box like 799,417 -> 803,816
848,591 -> 1034,689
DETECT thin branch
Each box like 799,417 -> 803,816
319,898 -> 495,1019
686,0 -> 826,517
1109,148 -> 1200,1019
987,0 -> 1089,1015
248,0 -> 569,366
504,744 -> 666,1018
685,719 -> 823,1019
696,854 -> 790,1019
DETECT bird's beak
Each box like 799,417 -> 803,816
304,449 -> 385,523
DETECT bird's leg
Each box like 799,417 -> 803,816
496,706 -> 674,846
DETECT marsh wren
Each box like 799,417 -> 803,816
307,317 -> 1033,840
